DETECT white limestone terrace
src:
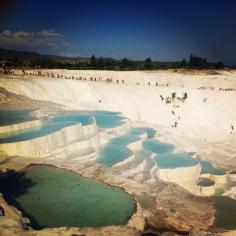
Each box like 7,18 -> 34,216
1,69 -> 235,165
0,69 -> 235,194
0,108 -> 225,194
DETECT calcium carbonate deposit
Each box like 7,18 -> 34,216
0,69 -> 236,235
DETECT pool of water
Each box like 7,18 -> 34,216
0,109 -> 34,126
88,111 -> 125,128
143,139 -> 175,154
0,165 -> 135,229
0,111 -> 125,143
54,111 -> 125,129
213,196 -> 236,229
200,161 -> 225,175
197,178 -> 215,187
131,127 -> 156,139
0,119 -> 83,143
143,139 -> 224,173
154,153 -> 198,169
97,131 -> 139,166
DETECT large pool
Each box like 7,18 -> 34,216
0,165 -> 135,229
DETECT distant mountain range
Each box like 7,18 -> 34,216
0,48 -> 87,61
0,48 -> 42,60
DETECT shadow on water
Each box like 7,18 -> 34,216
0,169 -> 36,197
0,169 -> 44,229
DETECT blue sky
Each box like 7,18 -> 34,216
0,0 -> 236,64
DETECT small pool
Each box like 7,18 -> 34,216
88,111 -> 125,128
197,178 -> 215,187
97,131 -> 139,166
54,111 -> 125,129
0,117 -> 88,143
143,139 -> 175,154
131,127 -> 156,139
0,109 -> 34,126
0,165 -> 135,229
200,161 -> 225,175
154,153 -> 198,169
213,196 -> 236,229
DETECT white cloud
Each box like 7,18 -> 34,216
0,29 -> 70,50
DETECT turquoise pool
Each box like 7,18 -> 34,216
0,111 -> 125,143
143,139 -> 175,154
154,153 -> 198,169
54,110 -> 125,129
97,131 -> 139,166
200,161 -> 225,175
0,165 -> 135,229
0,109 -> 225,176
131,127 -> 156,138
88,111 -> 125,128
0,117 -> 88,143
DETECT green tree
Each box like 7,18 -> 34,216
215,61 -> 224,69
144,58 -> 153,69
189,54 -> 208,68
180,59 -> 187,68
97,57 -> 104,69
90,55 -> 97,68
121,58 -> 129,70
